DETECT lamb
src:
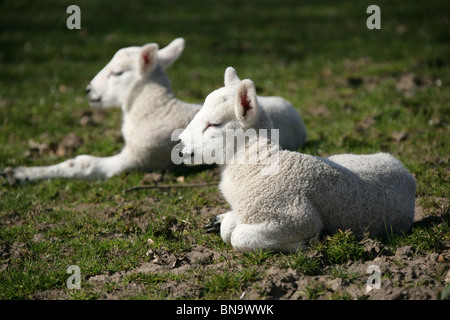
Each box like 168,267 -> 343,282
4,38 -> 201,182
178,67 -> 417,253
4,38 -> 307,183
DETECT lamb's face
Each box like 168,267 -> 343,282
86,38 -> 185,108
178,87 -> 237,165
86,47 -> 140,108
178,67 -> 259,165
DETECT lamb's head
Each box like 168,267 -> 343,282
86,37 -> 185,108
178,67 -> 273,166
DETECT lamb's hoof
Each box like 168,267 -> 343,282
204,216 -> 221,234
2,167 -> 17,186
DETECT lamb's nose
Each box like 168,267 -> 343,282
179,145 -> 194,158
85,84 -> 92,94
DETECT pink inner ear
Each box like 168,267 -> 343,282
240,91 -> 252,117
142,51 -> 151,65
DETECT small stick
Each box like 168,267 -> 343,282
123,182 -> 218,193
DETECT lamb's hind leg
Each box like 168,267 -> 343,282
4,148 -> 139,183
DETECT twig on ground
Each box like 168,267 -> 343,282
123,182 -> 218,193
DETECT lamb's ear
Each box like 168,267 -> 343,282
224,66 -> 241,87
235,79 -> 258,126
158,38 -> 185,68
138,43 -> 159,76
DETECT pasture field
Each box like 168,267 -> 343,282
0,0 -> 448,300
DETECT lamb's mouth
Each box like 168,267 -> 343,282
183,152 -> 197,166
179,149 -> 199,166
88,97 -> 102,107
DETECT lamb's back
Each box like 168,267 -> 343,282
265,151 -> 416,236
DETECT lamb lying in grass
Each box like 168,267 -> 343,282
5,39 -> 200,182
178,67 -> 417,253
4,38 -> 306,183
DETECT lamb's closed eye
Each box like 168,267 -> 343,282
205,123 -> 222,130
109,70 -> 128,77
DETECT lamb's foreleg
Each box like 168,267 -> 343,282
204,212 -> 226,233
229,205 -> 323,253
229,223 -> 312,253
4,149 -> 139,183
204,211 -> 239,246
219,211 -> 238,245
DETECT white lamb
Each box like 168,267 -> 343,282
178,67 -> 417,253
4,38 -> 306,182
5,38 -> 200,181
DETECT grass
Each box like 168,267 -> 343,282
300,281 -> 328,300
199,268 -> 261,299
390,219 -> 450,253
315,230 -> 366,264
281,252 -> 322,276
0,0 -> 449,300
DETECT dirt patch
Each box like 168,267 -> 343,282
33,235 -> 449,300
23,132 -> 83,159
38,240 -> 447,300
